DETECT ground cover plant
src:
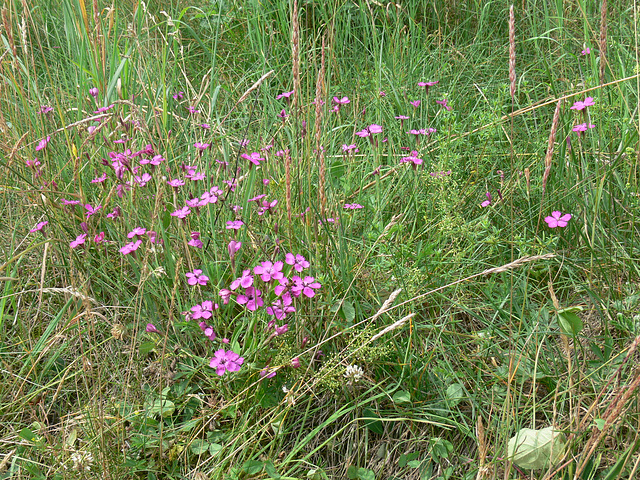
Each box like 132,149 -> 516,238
1,0 -> 640,478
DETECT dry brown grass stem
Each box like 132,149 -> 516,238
542,99 -> 562,193
315,37 -> 327,217
509,5 -> 516,101
599,0 -> 607,85
285,149 -> 292,225
2,7 -> 17,59
291,0 -> 301,112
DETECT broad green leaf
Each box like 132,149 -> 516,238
392,390 -> 411,404
557,311 -> 583,335
593,418 -> 606,430
139,340 -> 156,355
362,407 -> 384,434
342,301 -> 355,322
445,383 -> 464,407
147,399 -> 175,418
507,427 -> 566,469
265,461 -> 281,479
242,460 -> 264,475
209,443 -> 222,455
18,427 -> 37,443
189,439 -> 209,455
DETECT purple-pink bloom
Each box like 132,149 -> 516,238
35,136 -> 51,151
544,211 -> 572,228
209,349 -> 244,376
409,100 -> 421,108
241,152 -> 265,166
418,80 -> 439,93
228,240 -> 242,258
30,221 -> 48,233
191,301 -> 214,320
194,142 -> 210,150
219,288 -> 233,304
188,106 -> 200,113
146,323 -> 158,333
400,150 -> 423,166
200,321 -> 217,341
89,87 -> 99,98
570,97 -> 595,111
230,269 -> 254,290
344,203 -> 364,209
91,173 -> 107,184
436,98 -> 452,111
333,96 -> 350,105
167,178 -> 185,188
572,123 -> 596,135
226,220 -> 244,230
581,47 -> 591,55
94,232 -> 105,243
254,261 -> 284,282
480,192 -> 492,208
276,90 -> 295,100
291,276 -> 321,298
186,269 -> 209,286
285,253 -> 310,272
260,366 -> 277,379
236,286 -> 264,311
188,231 -> 203,249
128,227 -> 147,238
70,233 -> 87,249
119,239 -> 142,255
171,206 -> 191,219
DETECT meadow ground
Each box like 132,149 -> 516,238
1,1 -> 640,479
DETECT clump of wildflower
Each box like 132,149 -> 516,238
581,47 -> 591,55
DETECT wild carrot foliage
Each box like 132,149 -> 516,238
1,1 -> 640,478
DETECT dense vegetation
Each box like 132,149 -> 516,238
1,0 -> 639,478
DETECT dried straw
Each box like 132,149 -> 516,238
542,99 -> 562,193
315,37 -> 327,217
599,0 -> 607,85
508,5 -> 516,101
291,0 -> 301,112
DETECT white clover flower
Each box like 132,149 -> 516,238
70,451 -> 94,472
344,364 -> 364,384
